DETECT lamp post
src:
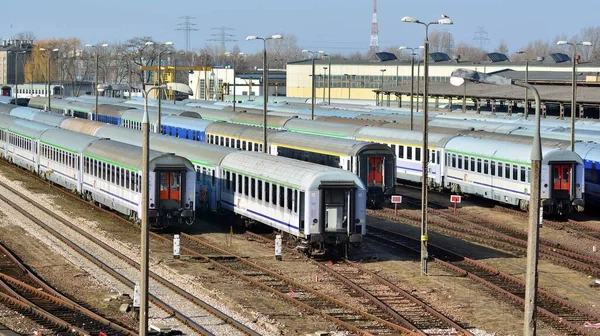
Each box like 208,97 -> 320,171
399,46 -> 424,131
246,34 -> 283,153
322,67 -> 328,103
450,68 -> 541,336
379,68 -> 386,106
326,55 -> 332,105
8,50 -> 26,105
225,51 -> 245,111
416,59 -> 422,112
39,48 -> 59,112
344,74 -> 353,99
144,41 -> 173,134
557,40 -> 592,152
402,14 -> 453,276
302,49 -> 324,120
139,82 -> 193,336
85,44 -> 109,121
516,50 -> 530,118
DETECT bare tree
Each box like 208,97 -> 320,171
13,31 -> 36,41
576,26 -> 600,61
496,40 -> 509,54
124,37 -> 173,86
429,30 -> 454,54
452,42 -> 487,62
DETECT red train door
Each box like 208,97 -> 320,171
159,171 -> 182,209
552,164 -> 571,199
368,156 -> 383,185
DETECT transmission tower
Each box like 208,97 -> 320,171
176,16 -> 198,52
208,27 -> 237,53
369,0 -> 379,54
472,26 -> 490,48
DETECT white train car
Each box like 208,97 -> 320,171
219,152 -> 366,254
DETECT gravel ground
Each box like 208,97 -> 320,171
0,171 -> 270,336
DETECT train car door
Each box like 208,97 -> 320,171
158,170 -> 184,211
552,164 -> 572,199
368,156 -> 384,186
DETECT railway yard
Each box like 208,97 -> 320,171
0,143 -> 599,336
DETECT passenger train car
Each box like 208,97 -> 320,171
2,105 -> 367,254
23,99 -> 588,215
0,113 -> 197,228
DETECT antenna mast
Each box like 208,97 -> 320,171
369,0 -> 380,54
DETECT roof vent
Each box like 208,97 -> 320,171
536,56 -> 545,62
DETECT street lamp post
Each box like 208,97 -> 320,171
416,59 -> 422,112
302,50 -> 324,120
8,51 -> 26,105
450,68 -> 542,336
39,48 -> 59,112
225,51 -> 245,111
557,40 -> 592,152
402,14 -> 453,276
246,34 -> 283,153
327,56 -> 331,105
516,50 -> 530,118
399,46 -> 424,131
139,82 -> 193,336
322,67 -> 328,103
379,68 -> 386,106
144,41 -> 173,134
85,44 -> 109,121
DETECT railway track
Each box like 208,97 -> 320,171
162,232 -> 421,335
366,225 -> 600,336
373,195 -> 600,277
243,231 -> 473,336
0,177 -> 259,336
0,244 -> 135,336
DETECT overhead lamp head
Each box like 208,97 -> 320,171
164,41 -> 174,46
246,35 -> 257,41
398,46 -> 407,50
556,40 -> 568,46
449,76 -> 465,87
52,48 -> 59,52
101,43 -> 109,47
39,48 -> 46,51
271,34 -> 282,40
582,41 -> 593,46
437,17 -> 453,25
516,50 -> 526,54
401,16 -> 418,23
450,68 -> 513,86
145,41 -> 154,46
418,46 -> 425,49
85,44 -> 93,48
301,49 -> 309,53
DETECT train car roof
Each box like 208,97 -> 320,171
354,127 -> 456,148
205,122 -> 279,140
0,103 -> 18,114
282,118 -> 362,138
39,128 -> 97,153
83,139 -> 168,171
230,113 -> 295,129
269,131 -> 393,157
60,118 -> 106,136
220,151 -> 365,190
161,115 -> 212,130
9,118 -> 55,138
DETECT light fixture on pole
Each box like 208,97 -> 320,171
39,47 -> 59,112
85,43 -> 109,121
516,50 -> 531,118
402,14 -> 453,276
450,68 -> 541,336
225,51 -> 245,111
138,81 -> 193,336
557,40 -> 592,152
246,34 -> 283,153
399,45 -> 424,130
302,49 -> 324,120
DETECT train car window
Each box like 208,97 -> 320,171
293,190 -> 298,213
390,144 -> 396,155
265,182 -> 270,202
469,157 -> 475,172
398,145 -> 404,159
407,147 -> 412,160
125,170 -> 130,190
232,173 -> 237,192
527,167 -> 531,183
512,165 -> 518,181
451,154 -> 456,168
520,166 -> 526,182
272,184 -> 277,205
120,168 -> 125,186
102,162 -> 107,180
236,140 -> 240,149
244,176 -> 249,196
476,159 -> 482,173
491,161 -> 496,176
431,150 -> 436,164
226,171 -> 231,190
279,186 -> 285,208
457,155 -> 463,169
242,141 -> 247,150
484,160 -> 489,175
237,173 -> 242,193
287,188 -> 293,211
258,180 -> 263,200
111,165 -> 116,184
226,138 -> 230,147
212,169 -> 216,185
251,178 -> 256,198
505,163 -> 510,179
254,143 -> 259,152
415,148 -> 420,161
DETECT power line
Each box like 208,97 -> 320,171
473,26 -> 490,48
176,16 -> 198,52
208,27 -> 237,52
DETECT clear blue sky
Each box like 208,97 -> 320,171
5,0 -> 600,54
